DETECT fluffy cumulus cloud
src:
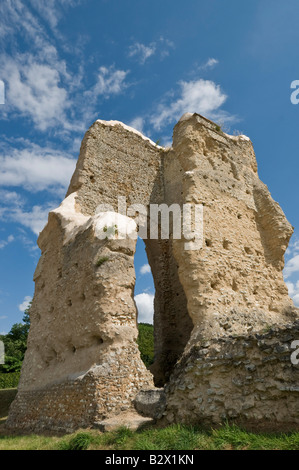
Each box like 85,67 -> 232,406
134,293 -> 154,324
286,281 -> 299,307
0,3 -> 125,133
10,204 -> 54,235
0,189 -> 57,235
140,264 -> 151,275
18,295 -> 32,312
1,55 -> 69,131
0,142 -> 76,192
284,237 -> 299,306
284,254 -> 299,279
0,3 -> 77,130
150,79 -> 233,131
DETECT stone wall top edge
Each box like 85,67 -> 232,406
92,119 -> 169,151
177,112 -> 252,144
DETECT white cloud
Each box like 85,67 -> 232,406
129,117 -> 145,134
150,79 -> 232,131
285,237 -> 299,258
10,204 -> 54,235
0,235 -> 14,250
18,296 -> 32,312
89,66 -> 129,98
2,55 -> 69,131
0,0 -> 45,42
128,42 -> 156,64
0,316 -> 8,320
286,280 -> 299,307
0,142 -> 76,193
284,254 -> 299,279
284,235 -> 299,306
286,281 -> 295,296
0,2 -> 92,133
0,3 -> 130,134
135,293 -> 154,324
29,0 -> 82,29
198,58 -> 219,70
0,0 -> 81,41
0,190 -> 22,208
128,37 -> 174,64
140,264 -> 151,275
0,189 -> 56,235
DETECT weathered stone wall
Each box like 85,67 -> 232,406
163,322 -> 299,432
169,114 -> 295,344
7,121 -> 163,432
159,114 -> 298,430
7,114 -> 299,433
6,205 -> 154,432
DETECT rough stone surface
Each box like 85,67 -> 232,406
6,114 -> 299,433
134,388 -> 166,420
163,322 -> 299,432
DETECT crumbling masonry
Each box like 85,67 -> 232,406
7,113 -> 299,432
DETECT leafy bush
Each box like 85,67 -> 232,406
0,372 -> 20,389
137,323 -> 154,368
0,305 -> 30,374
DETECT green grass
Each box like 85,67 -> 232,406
1,327 -> 298,451
0,422 -> 298,450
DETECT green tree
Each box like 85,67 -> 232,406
0,303 -> 31,373
137,323 -> 154,368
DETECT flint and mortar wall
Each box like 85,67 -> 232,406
163,322 -> 299,432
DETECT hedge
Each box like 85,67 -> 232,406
0,372 -> 20,389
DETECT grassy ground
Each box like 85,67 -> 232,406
0,423 -> 299,450
1,389 -> 298,450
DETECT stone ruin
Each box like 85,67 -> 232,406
7,113 -> 299,433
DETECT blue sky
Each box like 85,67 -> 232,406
1,0 -> 299,331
